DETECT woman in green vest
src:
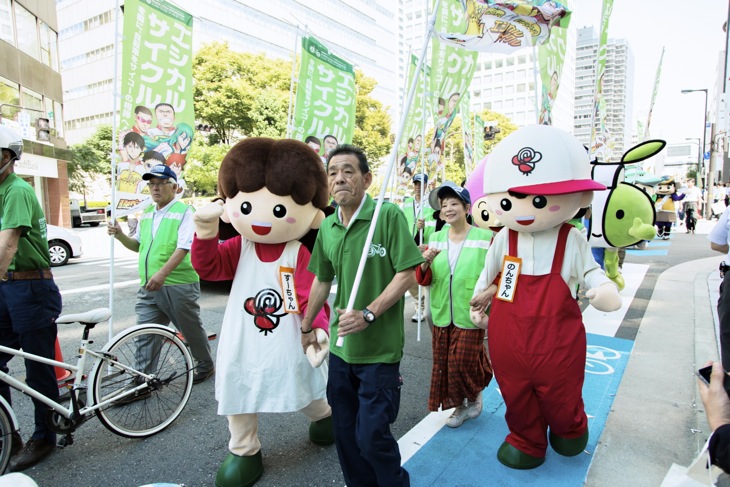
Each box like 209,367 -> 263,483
416,182 -> 494,428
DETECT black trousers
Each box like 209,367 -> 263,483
719,272 -> 730,372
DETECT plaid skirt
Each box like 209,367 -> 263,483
429,324 -> 493,411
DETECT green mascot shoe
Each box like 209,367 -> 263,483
549,430 -> 589,457
497,442 -> 545,469
309,415 -> 335,445
215,451 -> 263,487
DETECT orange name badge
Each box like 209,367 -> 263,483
496,256 -> 522,303
279,266 -> 300,314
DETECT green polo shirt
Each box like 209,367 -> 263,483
309,195 -> 424,364
0,173 -> 50,271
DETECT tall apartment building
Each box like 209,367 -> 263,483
573,26 -> 634,160
57,0 -> 399,145
0,0 -> 72,226
399,0 -> 576,133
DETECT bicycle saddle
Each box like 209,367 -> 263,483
57,308 -> 112,325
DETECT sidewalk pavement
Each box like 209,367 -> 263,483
586,218 -> 720,486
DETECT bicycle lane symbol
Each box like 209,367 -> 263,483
585,345 -> 622,375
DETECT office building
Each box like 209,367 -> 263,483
0,0 -> 72,226
57,0 -> 399,145
574,26 -> 634,160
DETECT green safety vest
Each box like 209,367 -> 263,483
401,196 -> 436,242
427,226 -> 491,329
138,201 -> 198,286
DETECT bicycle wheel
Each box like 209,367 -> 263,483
91,324 -> 193,438
0,399 -> 15,474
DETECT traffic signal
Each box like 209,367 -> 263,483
35,117 -> 50,142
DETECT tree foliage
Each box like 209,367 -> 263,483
183,137 -> 231,196
352,70 -> 393,169
192,42 -> 291,144
68,125 -> 113,196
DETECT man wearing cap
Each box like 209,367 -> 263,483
0,126 -> 62,471
401,173 -> 435,322
469,125 -> 621,469
108,164 -> 214,386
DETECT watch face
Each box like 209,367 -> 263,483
364,309 -> 375,322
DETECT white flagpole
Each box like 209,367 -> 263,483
416,16 -> 431,342
108,0 -> 121,341
336,0 -> 442,347
286,29 -> 300,139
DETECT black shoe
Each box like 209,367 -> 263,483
9,438 -> 54,471
193,368 -> 215,384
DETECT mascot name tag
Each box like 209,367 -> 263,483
496,256 -> 521,302
279,267 -> 300,314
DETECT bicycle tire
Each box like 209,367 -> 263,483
91,325 -> 193,438
0,400 -> 15,474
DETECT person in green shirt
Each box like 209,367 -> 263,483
401,173 -> 434,323
0,126 -> 62,471
302,145 -> 422,487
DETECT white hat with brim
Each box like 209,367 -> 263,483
485,124 -> 607,195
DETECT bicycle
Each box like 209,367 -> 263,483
0,307 -> 194,474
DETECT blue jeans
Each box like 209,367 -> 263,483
328,354 -> 409,487
0,279 -> 62,443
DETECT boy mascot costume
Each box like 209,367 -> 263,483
654,176 -> 684,240
191,138 -> 333,487
470,125 -> 621,469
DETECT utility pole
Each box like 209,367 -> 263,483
707,122 -> 717,218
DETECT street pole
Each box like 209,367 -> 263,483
707,123 -> 717,219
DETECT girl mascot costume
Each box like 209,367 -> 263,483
191,138 -> 333,487
470,125 -> 621,469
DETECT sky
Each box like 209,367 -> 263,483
570,0 -> 729,146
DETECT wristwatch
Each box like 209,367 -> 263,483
362,308 -> 376,323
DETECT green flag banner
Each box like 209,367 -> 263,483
293,36 -> 356,160
461,92 -> 475,176
590,0 -> 614,161
474,114 -> 485,163
430,0 -> 478,181
117,0 -> 194,215
398,54 -> 430,187
537,0 -> 571,125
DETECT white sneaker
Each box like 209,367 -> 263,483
466,392 -> 483,419
411,312 -> 421,322
446,404 -> 469,428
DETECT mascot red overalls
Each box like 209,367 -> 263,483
469,125 -> 621,469
191,138 -> 333,487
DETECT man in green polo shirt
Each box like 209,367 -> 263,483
0,127 -> 62,471
301,144 -> 423,487
108,164 -> 214,387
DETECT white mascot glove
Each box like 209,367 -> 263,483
585,282 -> 622,312
193,200 -> 225,240
306,328 -> 329,368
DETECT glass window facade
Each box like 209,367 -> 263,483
0,0 -> 13,45
14,2 -> 39,60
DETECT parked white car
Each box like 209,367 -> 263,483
47,224 -> 83,266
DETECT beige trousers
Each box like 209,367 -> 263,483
227,398 -> 331,456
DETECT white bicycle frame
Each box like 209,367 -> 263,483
0,395 -> 18,436
0,324 -> 176,419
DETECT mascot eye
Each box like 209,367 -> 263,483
500,199 -> 512,211
481,210 -> 490,222
240,202 -> 252,215
273,204 -> 287,218
616,209 -> 625,220
532,196 -> 547,209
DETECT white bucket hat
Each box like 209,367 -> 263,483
485,125 -> 606,195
